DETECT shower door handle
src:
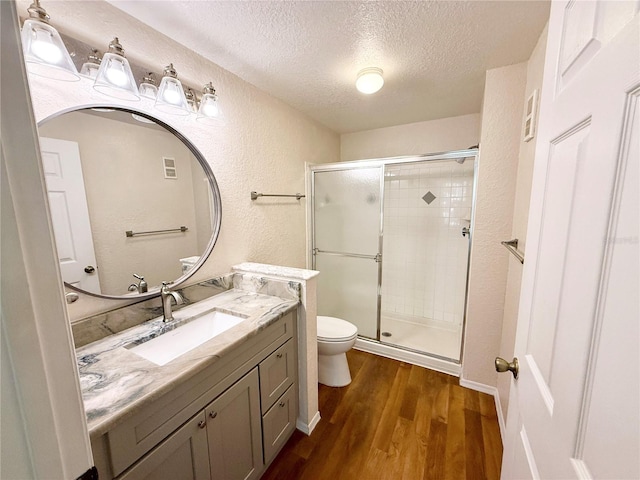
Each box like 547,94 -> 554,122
461,227 -> 470,237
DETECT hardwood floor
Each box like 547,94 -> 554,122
262,350 -> 502,480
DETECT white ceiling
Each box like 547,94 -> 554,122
108,1 -> 550,134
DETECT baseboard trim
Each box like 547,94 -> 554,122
354,338 -> 461,376
459,378 -> 506,441
296,411 -> 321,436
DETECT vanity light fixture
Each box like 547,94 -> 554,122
356,67 -> 384,94
155,64 -> 190,116
139,72 -> 158,100
196,83 -> 225,125
21,0 -> 80,81
80,49 -> 102,79
93,37 -> 140,101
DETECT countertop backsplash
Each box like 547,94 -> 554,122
71,272 -> 300,348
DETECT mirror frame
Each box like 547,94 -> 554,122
38,105 -> 223,300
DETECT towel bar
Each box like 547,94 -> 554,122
501,239 -> 524,264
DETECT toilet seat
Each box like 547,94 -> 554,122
317,316 -> 358,342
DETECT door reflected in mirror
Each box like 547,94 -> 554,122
38,108 -> 221,298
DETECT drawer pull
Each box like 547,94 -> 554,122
277,353 -> 283,359
209,411 -> 217,419
279,401 -> 285,408
198,420 -> 206,429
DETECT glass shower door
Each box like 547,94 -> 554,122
313,167 -> 382,339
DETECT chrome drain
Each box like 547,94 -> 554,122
381,331 -> 392,337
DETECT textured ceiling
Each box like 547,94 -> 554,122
107,1 -> 550,134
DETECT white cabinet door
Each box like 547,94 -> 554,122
40,137 -> 101,293
502,3 -> 639,479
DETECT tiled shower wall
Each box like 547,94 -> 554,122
381,160 -> 474,329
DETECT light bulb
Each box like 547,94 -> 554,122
105,62 -> 128,87
31,34 -> 62,62
162,84 -> 182,105
201,100 -> 219,117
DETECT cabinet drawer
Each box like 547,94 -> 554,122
262,383 -> 297,465
259,339 -> 295,413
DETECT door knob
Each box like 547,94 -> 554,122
495,356 -> 519,379
84,266 -> 95,273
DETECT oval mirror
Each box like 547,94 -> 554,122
38,107 -> 222,299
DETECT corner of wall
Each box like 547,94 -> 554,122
462,61 -> 527,389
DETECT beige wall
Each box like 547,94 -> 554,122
20,0 -> 340,318
340,113 -> 481,161
462,63 -> 527,387
497,26 -> 548,421
39,112 -> 208,295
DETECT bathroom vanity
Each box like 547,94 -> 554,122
78,286 -> 299,480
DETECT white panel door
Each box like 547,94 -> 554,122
502,2 -> 639,479
40,137 -> 101,293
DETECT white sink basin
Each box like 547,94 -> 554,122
127,311 -> 245,366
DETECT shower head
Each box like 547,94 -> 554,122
455,157 -> 466,164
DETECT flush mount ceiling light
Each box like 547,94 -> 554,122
196,82 -> 225,126
21,0 -> 80,81
356,67 -> 384,94
93,37 -> 140,101
155,64 -> 190,116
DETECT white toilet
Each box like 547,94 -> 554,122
317,315 -> 358,387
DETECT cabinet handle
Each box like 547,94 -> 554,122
279,401 -> 285,408
209,411 -> 217,419
277,353 -> 283,359
198,420 -> 206,429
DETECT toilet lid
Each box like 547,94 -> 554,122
317,316 -> 358,342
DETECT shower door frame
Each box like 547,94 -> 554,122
308,148 -> 479,367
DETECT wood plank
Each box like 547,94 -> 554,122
423,419 -> 447,479
370,362 -> 411,453
444,384 -> 466,479
262,351 -> 503,479
464,409 -> 486,480
479,393 -> 503,480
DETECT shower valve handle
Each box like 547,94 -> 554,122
462,227 -> 470,237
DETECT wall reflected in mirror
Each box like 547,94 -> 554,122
38,108 -> 216,297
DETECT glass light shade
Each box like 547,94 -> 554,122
155,76 -> 190,116
21,19 -> 79,81
93,52 -> 140,101
139,82 -> 158,99
196,93 -> 225,126
356,67 -> 384,94
80,61 -> 100,79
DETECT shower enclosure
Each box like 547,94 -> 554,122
309,150 -> 476,373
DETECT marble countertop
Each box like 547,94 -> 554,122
76,288 -> 298,437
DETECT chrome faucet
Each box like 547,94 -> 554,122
160,282 -> 184,322
128,273 -> 148,293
